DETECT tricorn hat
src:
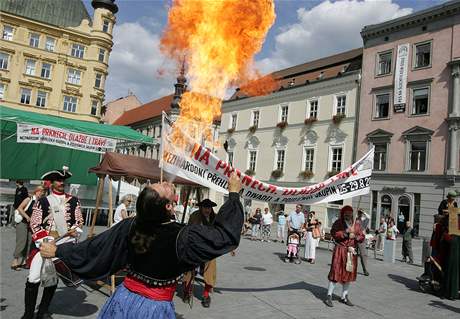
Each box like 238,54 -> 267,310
447,190 -> 457,198
197,198 -> 217,208
41,166 -> 72,181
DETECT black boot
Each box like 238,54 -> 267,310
21,281 -> 40,319
36,285 -> 57,319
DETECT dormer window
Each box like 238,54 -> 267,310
102,20 -> 110,33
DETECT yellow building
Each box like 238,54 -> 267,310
0,0 -> 118,122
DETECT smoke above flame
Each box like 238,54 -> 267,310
160,0 -> 276,144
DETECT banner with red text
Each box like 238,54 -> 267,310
17,123 -> 117,154
160,114 -> 374,204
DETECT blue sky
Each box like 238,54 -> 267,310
82,0 -> 447,103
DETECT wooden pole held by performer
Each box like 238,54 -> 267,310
88,176 -> 105,238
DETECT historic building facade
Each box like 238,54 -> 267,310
354,0 -> 460,237
0,0 -> 118,122
102,93 -> 142,124
216,49 -> 362,228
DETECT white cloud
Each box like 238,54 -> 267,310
105,22 -> 176,104
256,0 -> 413,73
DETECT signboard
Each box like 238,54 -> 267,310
17,123 -> 117,154
448,206 -> 460,236
160,114 -> 374,204
394,43 -> 410,109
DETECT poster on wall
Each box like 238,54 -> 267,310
394,43 -> 410,111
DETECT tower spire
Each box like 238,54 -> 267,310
170,58 -> 187,115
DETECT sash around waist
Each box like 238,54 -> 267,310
124,276 -> 177,302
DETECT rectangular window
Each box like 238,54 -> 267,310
45,37 -> 55,51
0,83 -> 5,99
95,73 -> 103,88
0,52 -> 8,69
409,141 -> 427,171
158,125 -> 162,137
102,20 -> 110,33
25,59 -> 36,76
20,88 -> 31,104
276,149 -> 285,171
67,68 -> 81,85
249,150 -> 257,171
373,143 -> 387,171
36,91 -> 47,107
63,96 -> 77,112
412,87 -> 429,115
304,148 -> 314,171
252,110 -> 259,127
336,96 -> 346,115
327,207 -> 340,229
41,63 -> 51,79
309,100 -> 318,118
414,42 -> 431,69
377,51 -> 392,75
98,48 -> 105,62
228,151 -> 234,166
280,105 -> 288,122
375,93 -> 390,119
2,25 -> 13,40
231,113 -> 237,129
91,100 -> 98,116
71,44 -> 85,59
331,147 -> 343,172
29,33 -> 39,47
371,190 -> 378,230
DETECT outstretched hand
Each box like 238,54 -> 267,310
40,242 -> 57,258
228,172 -> 242,193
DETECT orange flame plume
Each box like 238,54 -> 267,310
160,0 -> 276,144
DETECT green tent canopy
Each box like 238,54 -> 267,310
0,105 -> 154,185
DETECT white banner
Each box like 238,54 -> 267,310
160,114 -> 374,204
17,123 -> 117,154
394,43 -> 410,109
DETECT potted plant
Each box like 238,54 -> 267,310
332,113 -> 346,125
327,170 -> 340,177
276,121 -> 288,130
248,125 -> 257,133
299,170 -> 314,179
304,117 -> 317,125
271,169 -> 284,178
227,127 -> 235,134
245,169 -> 255,176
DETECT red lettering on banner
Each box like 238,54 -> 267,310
283,189 -> 298,196
191,144 -> 202,160
198,148 -> 210,165
241,175 -> 253,186
215,160 -> 227,172
267,184 -> 277,194
257,183 -> 266,192
31,128 -> 40,135
251,180 -> 259,189
223,165 -> 234,177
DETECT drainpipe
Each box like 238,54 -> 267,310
352,71 -> 362,163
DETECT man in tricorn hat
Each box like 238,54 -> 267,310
182,198 -> 218,307
22,167 -> 83,319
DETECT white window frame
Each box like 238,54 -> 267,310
247,149 -> 258,171
328,145 -> 344,172
279,104 -> 289,122
102,20 -> 110,33
0,52 -> 9,70
20,88 -> 32,105
0,83 -> 5,99
334,94 -> 347,116
67,68 -> 81,85
29,33 -> 40,48
91,100 -> 98,116
407,140 -> 429,172
41,62 -> 51,79
71,43 -> 85,59
229,113 -> 237,129
98,48 -> 105,62
373,92 -> 391,119
251,109 -> 260,128
376,50 -> 393,76
36,90 -> 47,107
95,73 -> 103,88
274,148 -> 286,172
303,146 -> 315,172
307,99 -> 319,119
2,25 -> 13,40
25,59 -> 36,76
227,151 -> 234,166
413,40 -> 432,70
410,86 -> 430,116
372,142 -> 388,171
45,37 -> 55,51
63,95 -> 77,113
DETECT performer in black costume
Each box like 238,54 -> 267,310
39,172 -> 243,318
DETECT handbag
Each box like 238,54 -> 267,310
14,210 -> 23,223
312,227 -> 321,239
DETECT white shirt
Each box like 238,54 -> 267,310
114,203 -> 127,225
387,225 -> 399,240
262,212 -> 273,225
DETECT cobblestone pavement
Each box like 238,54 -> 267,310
1,225 -> 459,319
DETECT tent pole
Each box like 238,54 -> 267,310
115,178 -> 121,204
160,167 -> 164,183
181,186 -> 192,224
88,176 -> 105,238
107,177 -> 114,228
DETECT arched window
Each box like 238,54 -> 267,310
380,194 -> 392,219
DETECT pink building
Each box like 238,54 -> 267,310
101,93 -> 142,124
354,0 -> 460,237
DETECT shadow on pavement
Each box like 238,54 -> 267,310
387,274 -> 420,293
428,300 -> 460,314
50,288 -> 99,316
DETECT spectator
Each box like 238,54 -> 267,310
375,217 -> 387,251
249,208 -> 262,240
402,221 -> 414,264
245,203 -> 251,221
113,195 -> 133,226
261,207 -> 273,242
13,180 -> 29,225
355,209 -> 370,276
304,211 -> 318,264
11,186 -> 44,270
387,218 -> 399,240
287,204 -> 305,237
277,211 -> 287,243
438,190 -> 458,215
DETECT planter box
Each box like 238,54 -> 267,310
327,170 -> 340,177
227,127 -> 235,134
271,169 -> 284,178
245,169 -> 255,176
276,121 -> 288,130
248,126 -> 257,133
332,114 -> 346,125
299,170 -> 314,179
304,117 -> 317,125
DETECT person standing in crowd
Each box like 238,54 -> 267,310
387,218 -> 399,240
22,168 -> 83,319
397,211 -> 406,234
287,204 -> 305,238
249,208 -> 262,240
402,221 -> 414,264
14,180 -> 29,224
324,206 -> 364,307
39,172 -> 244,318
438,191 -> 458,215
245,202 -> 251,221
355,209 -> 370,276
11,186 -> 44,270
376,217 -> 387,251
182,198 -> 219,307
113,195 -> 133,226
304,211 -> 318,264
277,211 -> 286,243
261,207 -> 273,242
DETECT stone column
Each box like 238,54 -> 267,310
447,62 -> 460,175
448,125 -> 458,174
452,63 -> 460,116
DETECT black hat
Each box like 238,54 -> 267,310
41,166 -> 72,181
197,198 -> 217,208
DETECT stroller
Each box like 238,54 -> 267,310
416,256 -> 442,294
284,232 -> 301,264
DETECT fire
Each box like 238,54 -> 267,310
160,0 -> 276,144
